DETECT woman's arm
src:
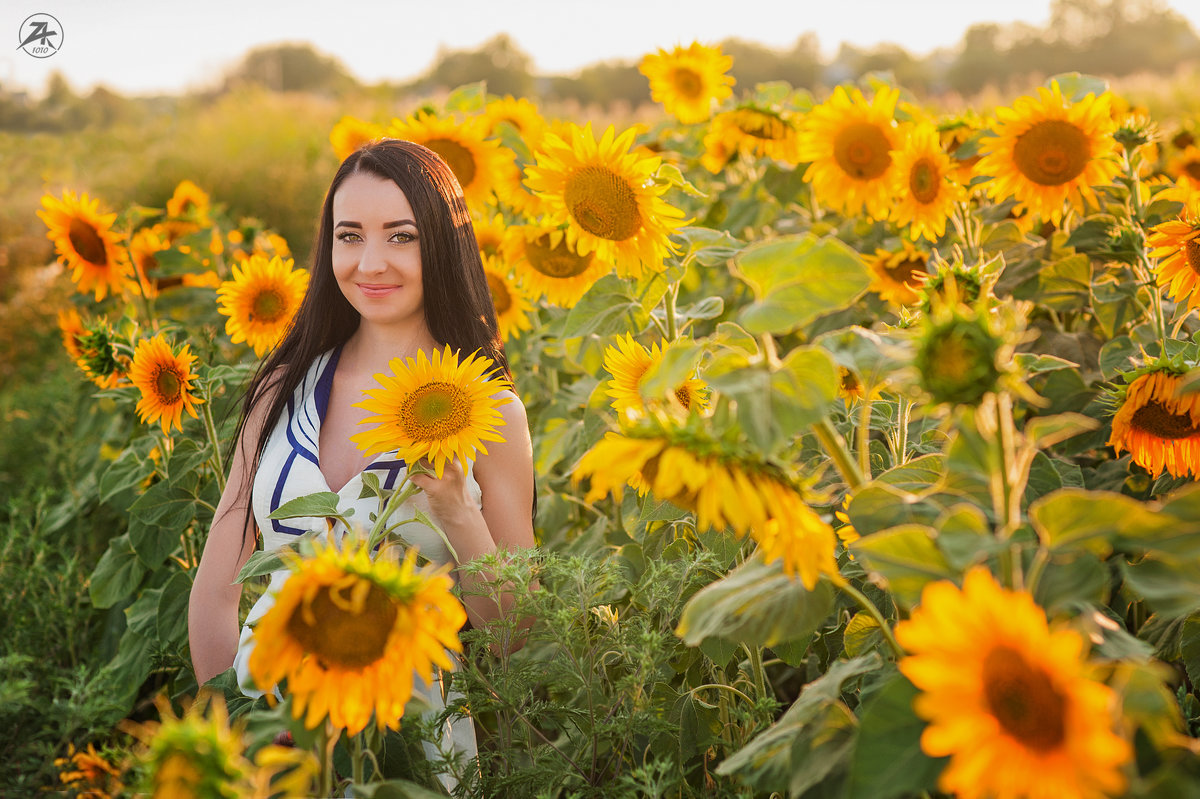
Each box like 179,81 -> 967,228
410,390 -> 536,631
188,381 -> 279,686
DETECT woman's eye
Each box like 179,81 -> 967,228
335,231 -> 361,243
391,231 -> 416,243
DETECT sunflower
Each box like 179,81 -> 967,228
1168,145 -> 1200,192
797,85 -> 901,219
1148,191 -> 1200,314
890,122 -> 966,242
128,695 -> 255,799
167,179 -> 211,222
386,111 -> 509,208
73,317 -> 129,389
524,122 -> 686,278
482,255 -> 533,341
330,114 -> 383,162
1108,368 -> 1200,479
473,212 -> 508,258
351,345 -> 511,478
939,112 -> 989,184
701,106 -> 803,172
867,241 -> 929,305
481,95 -> 548,148
248,538 -> 466,735
57,308 -> 86,362
129,226 -> 170,297
573,429 -> 836,588
55,742 -> 124,799
494,156 -> 549,218
638,42 -> 735,125
128,334 -> 203,434
975,81 -> 1120,224
602,333 -> 709,415
216,254 -> 309,357
914,304 -> 1005,406
504,222 -> 612,306
37,190 -> 132,301
896,567 -> 1130,799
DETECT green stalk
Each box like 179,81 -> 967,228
895,397 -> 912,466
856,396 -> 873,480
743,644 -> 768,704
350,731 -> 365,787
812,417 -> 864,490
366,478 -> 421,550
199,400 -> 226,494
834,577 -> 904,659
664,280 -> 679,341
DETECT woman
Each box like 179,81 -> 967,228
188,139 -> 535,775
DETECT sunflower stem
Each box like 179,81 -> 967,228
318,721 -> 336,798
367,479 -> 422,551
832,576 -> 904,659
664,280 -> 679,341
743,644 -> 769,704
1124,148 -> 1170,353
350,731 -> 366,787
895,397 -> 912,466
856,397 -> 873,480
199,398 -> 226,494
812,417 -> 864,490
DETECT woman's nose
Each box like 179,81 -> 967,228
357,239 -> 388,274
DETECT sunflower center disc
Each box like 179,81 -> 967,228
671,67 -> 704,99
1185,160 -> 1200,181
486,272 -> 512,313
68,218 -> 109,266
155,368 -> 183,403
735,111 -> 787,141
1012,119 -> 1090,186
1130,400 -> 1200,439
909,159 -> 941,203
285,579 -> 398,669
251,289 -> 286,322
528,235 -> 593,278
673,386 -> 692,409
138,254 -> 158,280
982,645 -> 1067,751
834,122 -> 892,180
1187,239 -> 1200,277
402,382 -> 470,441
425,138 -> 477,189
885,257 -> 926,286
564,166 -> 642,242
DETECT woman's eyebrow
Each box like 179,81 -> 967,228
333,219 -> 417,229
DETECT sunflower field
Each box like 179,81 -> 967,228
9,40 -> 1200,798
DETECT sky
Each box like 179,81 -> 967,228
5,0 -> 1200,96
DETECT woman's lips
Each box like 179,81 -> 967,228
358,283 -> 400,297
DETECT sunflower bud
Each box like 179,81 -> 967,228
914,306 -> 1004,406
76,318 -> 129,388
1113,114 -> 1158,153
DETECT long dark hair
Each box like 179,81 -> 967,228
230,139 -> 516,538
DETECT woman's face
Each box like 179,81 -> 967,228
331,171 -> 425,331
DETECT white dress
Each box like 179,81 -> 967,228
232,347 -> 479,779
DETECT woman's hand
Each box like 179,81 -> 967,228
407,457 -> 478,528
